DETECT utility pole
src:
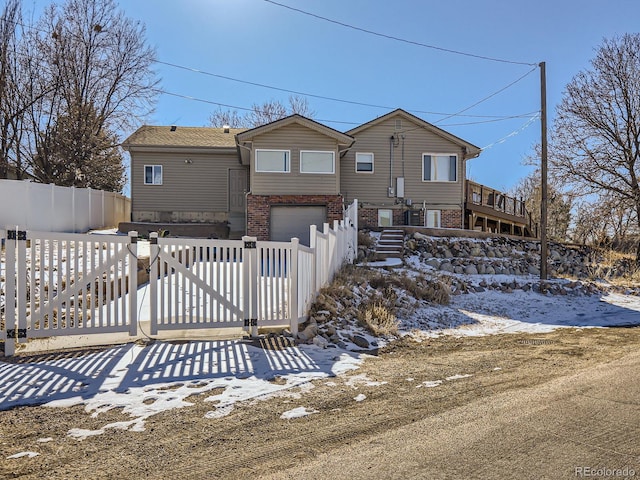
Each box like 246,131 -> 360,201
539,61 -> 548,280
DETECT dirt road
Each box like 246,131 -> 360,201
267,337 -> 640,480
1,328 -> 639,479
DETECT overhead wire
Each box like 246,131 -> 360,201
262,0 -> 537,66
157,88 -> 538,127
433,65 -> 539,123
480,114 -> 540,151
156,60 -> 534,121
155,89 -> 362,125
9,16 -> 537,124
8,12 -> 542,150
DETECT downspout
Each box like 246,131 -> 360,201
401,135 -> 405,178
389,135 -> 394,197
237,141 -> 252,236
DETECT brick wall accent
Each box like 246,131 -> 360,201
247,194 -> 343,241
358,208 -> 379,228
441,209 -> 462,228
359,207 -> 462,229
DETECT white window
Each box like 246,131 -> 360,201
355,152 -> 374,173
378,209 -> 393,227
144,165 -> 162,185
422,154 -> 457,182
426,209 -> 441,228
300,150 -> 335,174
256,149 -> 290,173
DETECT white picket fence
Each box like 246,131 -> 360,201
1,200 -> 358,355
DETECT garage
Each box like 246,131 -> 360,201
270,206 -> 327,246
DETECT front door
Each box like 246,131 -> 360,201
229,169 -> 248,213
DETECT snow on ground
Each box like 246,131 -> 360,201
402,288 -> 640,338
2,235 -> 640,445
0,339 -> 364,440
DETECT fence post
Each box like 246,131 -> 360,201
352,199 -> 358,262
4,227 -> 17,356
323,223 -> 330,286
242,236 -> 259,338
308,224 -> 317,296
128,231 -> 138,336
15,229 -> 27,349
289,238 -> 300,336
149,232 -> 159,335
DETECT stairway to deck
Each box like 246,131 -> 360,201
374,229 -> 405,260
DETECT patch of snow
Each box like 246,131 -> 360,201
445,374 -> 473,381
6,451 -> 39,459
354,393 -> 367,402
37,438 -> 53,443
364,258 -> 404,268
344,374 -> 387,388
280,406 -> 318,419
204,404 -> 234,419
417,380 -> 442,388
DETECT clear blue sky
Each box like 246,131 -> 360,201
28,0 -> 640,193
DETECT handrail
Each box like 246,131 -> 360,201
466,180 -> 535,231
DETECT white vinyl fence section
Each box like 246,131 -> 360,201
0,179 -> 130,233
1,200 -> 358,356
1,229 -> 139,356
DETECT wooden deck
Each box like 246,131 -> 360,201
465,181 -> 537,237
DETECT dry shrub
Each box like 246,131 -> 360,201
586,249 -> 640,285
387,272 -> 451,305
358,230 -> 376,249
357,300 -> 398,336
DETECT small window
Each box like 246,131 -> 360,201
256,149 -> 290,173
426,210 -> 441,228
300,150 -> 335,174
355,152 -> 374,173
378,209 -> 393,227
144,165 -> 162,185
422,154 -> 457,182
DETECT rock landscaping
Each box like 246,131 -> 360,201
295,231 -> 640,349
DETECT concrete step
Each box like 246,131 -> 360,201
375,245 -> 403,252
373,228 -> 406,262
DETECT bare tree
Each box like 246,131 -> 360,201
0,0 -> 23,179
510,168 -> 572,241
18,0 -> 157,192
208,108 -> 245,128
209,95 -> 315,128
549,34 -> 640,261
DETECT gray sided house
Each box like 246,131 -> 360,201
122,125 -> 248,237
124,109 -> 520,244
235,115 -> 354,245
341,109 -> 481,229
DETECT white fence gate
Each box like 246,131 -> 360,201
1,229 -> 139,356
1,200 -> 358,356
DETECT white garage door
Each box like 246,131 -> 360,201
270,206 -> 327,246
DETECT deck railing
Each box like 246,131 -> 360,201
466,181 -> 536,235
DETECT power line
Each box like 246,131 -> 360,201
156,60 -> 532,121
156,88 -> 538,128
480,114 -> 540,151
440,113 -> 539,127
263,0 -> 537,67
155,89 -> 361,125
434,66 -> 538,123
9,17 -> 536,122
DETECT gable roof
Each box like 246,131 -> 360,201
122,125 -> 246,149
346,109 -> 481,159
235,114 -> 354,146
